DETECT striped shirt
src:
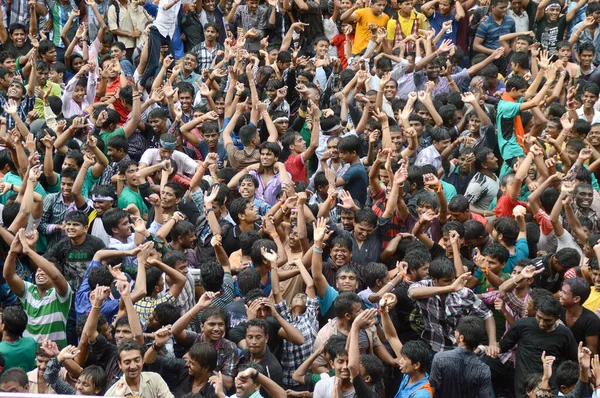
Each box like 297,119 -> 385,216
18,281 -> 72,348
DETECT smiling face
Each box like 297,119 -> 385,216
588,126 -> 600,147
331,244 -> 351,267
75,375 -> 100,396
10,29 -> 26,48
330,354 -> 350,380
115,325 -> 133,347
65,219 -> 87,240
314,39 -> 329,58
575,186 -> 594,209
239,179 -> 256,199
2,57 -> 16,73
35,268 -> 52,289
202,315 -> 225,342
160,186 -> 180,209
61,177 -> 75,199
336,271 -> 358,292
118,349 -> 143,380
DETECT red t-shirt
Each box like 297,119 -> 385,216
96,78 -> 129,125
285,154 -> 307,183
331,33 -> 353,69
495,194 -> 527,218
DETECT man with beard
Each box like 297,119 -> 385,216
228,142 -> 291,207
172,299 -> 240,391
572,183 -> 600,234
104,339 -> 173,398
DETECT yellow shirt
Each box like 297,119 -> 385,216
386,11 -> 426,43
353,8 -> 390,55
583,288 -> 600,313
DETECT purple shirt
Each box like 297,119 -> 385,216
248,171 -> 290,206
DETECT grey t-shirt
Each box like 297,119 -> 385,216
465,172 -> 499,211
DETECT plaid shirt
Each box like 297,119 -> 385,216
408,280 -> 492,352
0,95 -> 35,130
480,289 -> 527,364
191,41 -> 224,72
134,291 -> 176,327
184,331 -> 239,377
274,297 -> 319,387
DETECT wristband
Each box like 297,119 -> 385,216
313,247 -> 324,254
92,305 -> 101,310
434,184 -> 442,193
269,232 -> 278,239
281,204 -> 288,213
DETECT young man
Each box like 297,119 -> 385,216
493,215 -> 529,273
499,295 -> 579,397
340,0 -> 390,55
429,316 -> 493,397
0,306 -> 36,372
473,0 -> 515,57
104,339 -> 173,397
559,277 -> 600,354
191,23 -> 224,71
497,69 -> 556,177
536,0 -> 584,55
172,298 -> 239,391
236,318 -> 283,395
386,0 -> 427,50
313,336 -> 354,398
421,0 -> 465,44
408,258 -> 497,353
117,160 -> 149,219
0,368 -> 29,393
328,135 -> 369,206
281,103 -> 320,184
5,229 -> 72,347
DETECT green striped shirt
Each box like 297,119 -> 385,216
18,282 -> 72,348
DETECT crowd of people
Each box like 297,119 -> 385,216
0,0 -> 599,396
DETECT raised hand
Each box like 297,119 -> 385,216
451,272 -> 471,292
313,217 -> 328,243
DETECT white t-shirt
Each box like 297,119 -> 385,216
314,376 -> 356,398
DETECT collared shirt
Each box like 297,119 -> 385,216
506,8 -> 529,32
62,70 -> 97,118
275,297 -> 319,387
576,105 -> 600,124
39,192 -> 84,249
75,260 -> 120,323
414,144 -> 442,170
191,41 -> 225,72
476,14 -> 516,50
408,279 -> 493,352
0,94 -> 35,130
248,170 -> 287,206
429,347 -> 492,397
154,0 -> 181,38
414,68 -> 471,97
181,331 -> 239,377
232,5 -> 267,51
140,148 -> 199,176
104,372 -> 174,398
28,368 -> 56,394
134,292 -> 176,326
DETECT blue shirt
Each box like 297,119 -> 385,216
395,374 -> 432,398
75,260 -> 120,323
429,11 -> 458,44
476,15 -> 516,50
503,238 -> 529,273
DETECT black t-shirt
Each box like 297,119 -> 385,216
238,348 -> 283,398
561,307 -> 600,346
352,374 -> 378,398
2,39 -> 32,59
44,235 -> 106,292
227,316 -> 282,356
535,16 -> 567,55
499,317 -> 578,396
391,283 -> 422,343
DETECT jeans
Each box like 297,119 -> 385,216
140,27 -> 173,88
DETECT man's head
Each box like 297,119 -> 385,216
147,302 -> 180,332
183,342 -> 218,378
556,361 -> 579,395
353,209 -> 377,242
448,195 -> 472,223
544,0 -> 561,22
506,75 -> 529,100
202,122 -> 220,151
552,248 -> 581,274
455,316 -> 486,351
148,108 -> 168,134
176,82 -> 195,112
258,141 -> 280,168
161,181 -> 184,210
245,318 -> 269,356
325,335 -> 350,380
363,262 -> 389,290
491,0 -> 509,18
483,243 -> 510,274
574,183 -> 594,210
200,307 -> 226,343
239,125 -> 259,148
107,135 -> 129,163
169,220 -> 196,249
103,208 -> 131,240
559,277 -> 591,308
338,134 -> 361,164
230,197 -> 259,226
200,260 -> 225,293
0,368 -> 28,392
76,365 -> 107,395
578,42 -> 595,70
429,258 -> 456,287
405,249 -> 431,282
330,235 -> 352,268
110,42 -> 127,60
370,0 -> 386,15
39,39 -> 57,63
335,265 -> 358,292
334,292 -> 362,323
65,210 -> 89,241
0,306 -> 27,340
234,363 -> 264,398
250,239 -> 277,269
430,127 -> 451,153
159,133 -> 178,159
492,217 -> 519,247
535,295 -> 562,332
399,340 -> 430,376
8,24 -> 26,48
117,339 -> 144,379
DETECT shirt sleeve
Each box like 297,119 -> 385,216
386,19 -> 396,41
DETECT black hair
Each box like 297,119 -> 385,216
404,250 -> 431,272
363,262 -> 388,288
162,250 -> 187,268
562,277 -> 591,304
429,127 -> 451,143
506,75 -> 528,91
237,269 -> 261,296
239,174 -> 259,189
164,181 -> 185,199
540,187 -> 561,213
258,141 -> 281,158
511,51 -> 529,70
0,368 -> 27,389
494,217 -> 519,246
79,366 -> 107,394
429,257 -> 455,280
530,288 -> 554,311
117,339 -> 144,361
536,295 -> 563,318
200,306 -> 226,324
1,306 -> 26,338
245,318 -> 269,336
556,361 -> 579,390
65,210 -> 88,226
200,260 -> 225,292
188,342 -> 218,371
239,230 -> 261,256
483,243 -> 510,264
554,248 -> 581,271
333,292 -> 361,318
177,81 -> 195,97
442,221 -> 465,237
583,82 -> 600,97
579,42 -> 596,54
354,209 -> 377,228
38,39 -> 55,56
239,125 -> 258,146
230,197 -> 253,224
524,373 -> 543,394
360,355 -> 385,385
338,134 -> 361,154
456,316 -> 486,350
448,195 -> 470,213
154,302 -> 181,327
400,340 -> 431,373
250,239 -> 277,267
88,266 -> 115,290
146,267 -> 163,295
170,220 -> 195,242
325,334 -> 348,360
474,147 -> 494,171
102,208 -> 130,236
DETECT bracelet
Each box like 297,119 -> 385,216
92,305 -> 101,310
269,232 -> 278,239
10,184 -> 13,191
313,247 -> 324,254
152,342 -> 163,351
281,204 -> 288,213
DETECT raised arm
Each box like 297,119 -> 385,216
21,229 -> 69,296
